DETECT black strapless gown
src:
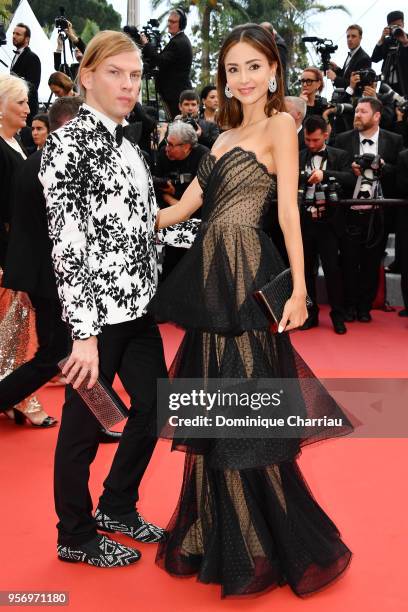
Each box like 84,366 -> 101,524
148,147 -> 352,597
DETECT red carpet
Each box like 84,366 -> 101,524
1,305 -> 407,611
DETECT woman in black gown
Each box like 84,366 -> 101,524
149,24 -> 352,598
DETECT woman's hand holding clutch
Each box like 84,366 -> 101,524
278,294 -> 308,333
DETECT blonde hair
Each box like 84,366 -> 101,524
0,74 -> 29,109
78,30 -> 140,97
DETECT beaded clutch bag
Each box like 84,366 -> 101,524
58,358 -> 129,429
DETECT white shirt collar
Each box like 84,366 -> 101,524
83,103 -> 127,136
359,128 -> 379,144
349,45 -> 360,57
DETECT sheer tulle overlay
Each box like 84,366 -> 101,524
149,148 -> 352,597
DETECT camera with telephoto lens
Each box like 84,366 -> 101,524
377,82 -> 408,120
354,153 -> 382,177
55,6 -> 69,31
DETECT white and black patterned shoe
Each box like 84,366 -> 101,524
94,508 -> 167,543
57,534 -> 141,567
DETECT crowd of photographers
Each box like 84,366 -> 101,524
3,7 -> 408,337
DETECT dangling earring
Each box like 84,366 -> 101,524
268,77 -> 277,93
224,84 -> 233,99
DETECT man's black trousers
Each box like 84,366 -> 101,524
54,315 -> 168,546
301,214 -> 345,319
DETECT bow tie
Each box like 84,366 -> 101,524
361,138 -> 374,145
115,123 -> 140,146
312,150 -> 327,159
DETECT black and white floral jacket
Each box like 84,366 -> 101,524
39,107 -> 198,340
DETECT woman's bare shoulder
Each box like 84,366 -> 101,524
211,128 -> 232,152
266,111 -> 296,132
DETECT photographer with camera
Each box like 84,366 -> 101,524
10,23 -> 41,124
299,115 -> 355,334
174,89 -> 219,149
154,121 -> 208,279
393,99 -> 408,146
372,10 -> 408,96
327,25 -> 371,90
54,19 -> 86,82
140,9 -> 192,120
335,97 -> 403,322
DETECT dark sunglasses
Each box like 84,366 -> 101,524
300,78 -> 319,85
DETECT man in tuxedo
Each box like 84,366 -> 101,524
10,23 -> 41,123
140,9 -> 192,119
299,115 -> 355,334
327,24 -> 371,90
335,97 -> 403,322
39,31 -> 198,568
396,150 -> 408,318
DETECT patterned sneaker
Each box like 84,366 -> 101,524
57,534 -> 141,567
94,508 -> 167,543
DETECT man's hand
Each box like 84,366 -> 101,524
329,61 -> 339,71
56,34 -> 63,52
395,106 -> 405,122
140,33 -> 148,46
308,169 -> 324,184
322,107 -> 336,122
378,26 -> 391,45
349,72 -> 361,90
195,124 -> 202,138
66,21 -> 79,45
326,68 -> 336,81
352,161 -> 362,177
62,336 -> 99,390
161,180 -> 176,195
363,84 -> 377,98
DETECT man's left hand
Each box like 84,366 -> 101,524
161,180 -> 176,195
363,84 -> 377,98
308,169 -> 324,184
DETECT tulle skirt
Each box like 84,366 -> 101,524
155,327 -> 353,597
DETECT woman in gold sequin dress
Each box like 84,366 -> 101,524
149,25 -> 352,598
0,74 -> 57,427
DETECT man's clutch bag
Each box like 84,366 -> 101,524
58,358 -> 130,430
253,268 -> 312,331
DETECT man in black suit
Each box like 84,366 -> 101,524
327,24 -> 371,90
335,97 -> 404,322
140,9 -> 192,119
396,150 -> 408,317
299,115 -> 355,334
371,10 -> 408,96
10,23 -> 41,123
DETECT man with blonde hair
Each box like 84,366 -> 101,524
40,30 -> 198,567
